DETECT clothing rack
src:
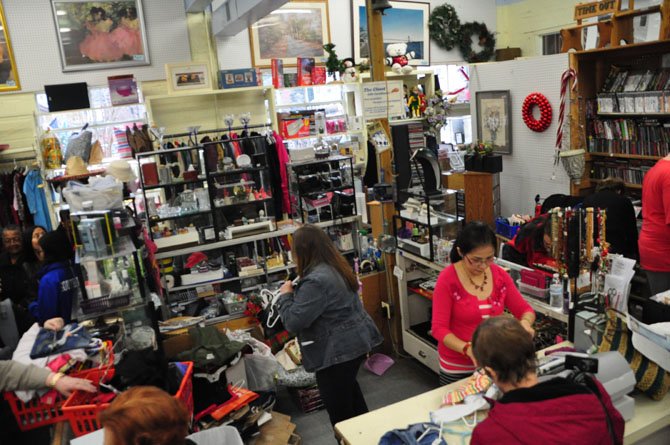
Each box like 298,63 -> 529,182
0,156 -> 36,164
162,124 -> 270,140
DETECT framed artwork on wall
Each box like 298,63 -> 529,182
0,1 -> 21,91
248,0 -> 331,68
50,0 -> 150,72
351,0 -> 430,66
476,90 -> 512,155
165,61 -> 212,95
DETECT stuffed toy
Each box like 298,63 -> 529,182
385,42 -> 415,74
341,57 -> 358,83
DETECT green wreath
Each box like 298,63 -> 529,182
458,22 -> 496,63
428,4 -> 461,51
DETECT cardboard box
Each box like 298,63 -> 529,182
271,59 -> 284,88
297,57 -> 314,86
219,69 -> 257,89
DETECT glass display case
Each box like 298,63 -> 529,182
394,188 -> 464,264
287,155 -> 356,224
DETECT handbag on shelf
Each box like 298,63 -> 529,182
65,128 -> 93,163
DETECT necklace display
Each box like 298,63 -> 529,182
463,265 -> 488,292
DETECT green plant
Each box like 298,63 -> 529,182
468,141 -> 493,156
323,43 -> 343,76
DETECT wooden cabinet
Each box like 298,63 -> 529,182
569,40 -> 670,196
442,171 -> 500,226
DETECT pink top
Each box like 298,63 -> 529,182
431,263 -> 534,372
639,159 -> 670,272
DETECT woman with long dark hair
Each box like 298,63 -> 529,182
277,225 -> 382,428
432,221 -> 535,385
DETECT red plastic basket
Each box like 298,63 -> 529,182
63,361 -> 193,438
2,341 -> 115,432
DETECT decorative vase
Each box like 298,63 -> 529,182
559,149 -> 586,184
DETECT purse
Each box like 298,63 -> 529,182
598,310 -> 670,400
65,130 -> 93,162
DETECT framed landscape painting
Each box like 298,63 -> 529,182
248,0 -> 331,67
51,0 -> 150,72
352,0 -> 430,66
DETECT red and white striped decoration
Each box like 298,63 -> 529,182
555,68 -> 578,157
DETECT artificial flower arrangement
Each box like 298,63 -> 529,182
464,140 -> 503,173
423,90 -> 452,138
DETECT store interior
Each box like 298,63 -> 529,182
0,0 -> 669,444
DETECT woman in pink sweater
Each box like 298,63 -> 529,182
432,222 -> 535,384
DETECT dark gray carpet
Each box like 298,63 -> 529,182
273,355 -> 439,444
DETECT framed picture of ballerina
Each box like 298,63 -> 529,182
51,0 -> 150,72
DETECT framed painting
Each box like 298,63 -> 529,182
248,0 -> 331,68
351,0 -> 430,66
165,61 -> 212,95
50,0 -> 150,72
476,90 -> 512,155
0,1 -> 20,91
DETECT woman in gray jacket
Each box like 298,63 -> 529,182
278,225 -> 383,427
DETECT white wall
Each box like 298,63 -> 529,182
469,53 -> 571,216
2,0 -> 191,92
215,0 -> 497,69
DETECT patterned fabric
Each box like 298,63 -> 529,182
441,369 -> 493,405
113,126 -> 133,159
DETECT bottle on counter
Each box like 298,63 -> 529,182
549,273 -> 563,308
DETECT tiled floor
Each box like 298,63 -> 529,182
274,355 -> 439,444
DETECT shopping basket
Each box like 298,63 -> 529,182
63,361 -> 193,437
3,341 -> 115,432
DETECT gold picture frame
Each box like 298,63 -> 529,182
248,0 -> 331,68
0,1 -> 21,91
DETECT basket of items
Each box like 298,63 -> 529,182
3,341 -> 115,432
62,361 -> 193,437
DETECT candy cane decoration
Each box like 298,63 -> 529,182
556,68 -> 578,159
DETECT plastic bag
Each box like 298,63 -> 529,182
40,131 -> 62,169
243,354 -> 278,392
65,130 -> 93,163
62,177 -> 123,212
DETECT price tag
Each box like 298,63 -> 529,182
393,266 -> 404,281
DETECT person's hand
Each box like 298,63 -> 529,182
279,280 -> 294,295
48,373 -> 97,397
43,317 -> 65,331
520,319 -> 535,338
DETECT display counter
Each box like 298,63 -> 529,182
335,343 -> 670,445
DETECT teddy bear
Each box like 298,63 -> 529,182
385,42 -> 415,74
341,57 -> 358,83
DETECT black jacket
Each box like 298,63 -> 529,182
583,191 -> 639,260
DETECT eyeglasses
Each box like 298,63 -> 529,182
465,255 -> 495,266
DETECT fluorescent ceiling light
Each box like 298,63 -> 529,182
59,27 -> 71,33
56,10 -> 67,16
271,9 -> 311,14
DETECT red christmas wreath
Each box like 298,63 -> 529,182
522,93 -> 552,132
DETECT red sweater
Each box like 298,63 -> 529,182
471,377 -> 625,445
431,263 -> 534,372
639,158 -> 670,271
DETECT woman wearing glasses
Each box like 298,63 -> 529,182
432,222 -> 535,384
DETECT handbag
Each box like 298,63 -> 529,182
598,310 -> 670,400
65,129 -> 93,162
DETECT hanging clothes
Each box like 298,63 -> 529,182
23,169 -> 52,231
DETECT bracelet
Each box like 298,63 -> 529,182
48,372 -> 65,388
462,342 -> 471,357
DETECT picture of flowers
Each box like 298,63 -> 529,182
249,0 -> 331,67
51,0 -> 150,72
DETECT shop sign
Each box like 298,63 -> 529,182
363,81 -> 404,119
574,0 -> 620,21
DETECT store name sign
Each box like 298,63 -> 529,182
574,0 -> 619,20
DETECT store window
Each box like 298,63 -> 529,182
542,32 -> 562,55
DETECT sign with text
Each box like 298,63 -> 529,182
574,0 -> 620,21
363,81 -> 405,119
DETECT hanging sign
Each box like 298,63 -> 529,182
363,81 -> 404,119
574,0 -> 620,21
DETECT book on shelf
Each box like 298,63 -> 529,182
600,67 -> 670,94
592,159 -> 653,185
587,118 -> 670,157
